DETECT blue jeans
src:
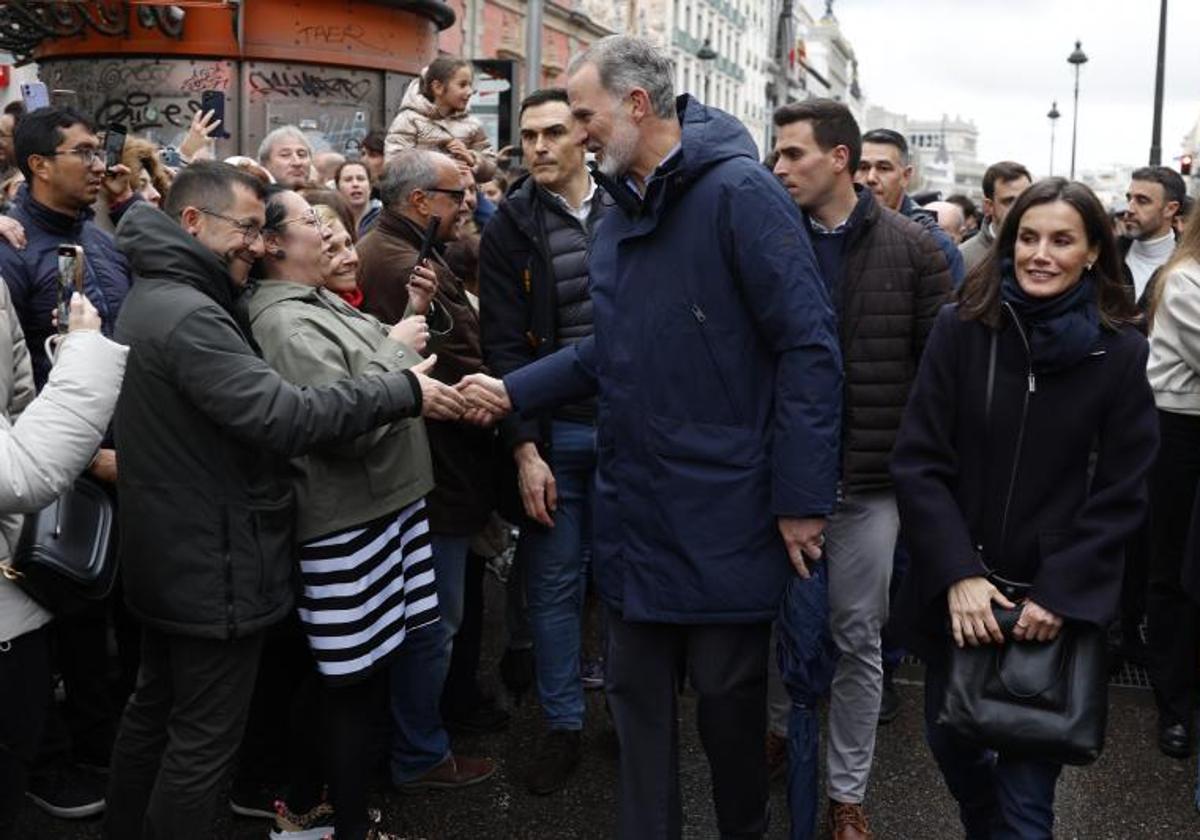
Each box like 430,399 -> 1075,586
388,532 -> 470,782
923,664 -> 1062,839
778,564 -> 838,840
516,420 -> 596,730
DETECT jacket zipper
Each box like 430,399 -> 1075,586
998,302 -> 1035,555
689,302 -> 741,424
221,506 -> 236,639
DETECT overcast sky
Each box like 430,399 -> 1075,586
821,0 -> 1200,176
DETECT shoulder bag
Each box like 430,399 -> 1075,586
2,473 -> 116,616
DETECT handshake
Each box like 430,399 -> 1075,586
409,356 -> 513,426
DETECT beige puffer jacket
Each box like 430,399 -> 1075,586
0,280 -> 128,642
384,78 -> 496,181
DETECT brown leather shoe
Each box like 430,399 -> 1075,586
766,731 -> 787,781
828,800 -> 874,840
396,754 -> 497,793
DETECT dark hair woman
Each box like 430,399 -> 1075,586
333,160 -> 375,235
891,177 -> 1158,837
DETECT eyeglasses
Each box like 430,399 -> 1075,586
278,209 -> 325,231
46,147 -> 102,166
197,208 -> 265,245
424,187 -> 466,205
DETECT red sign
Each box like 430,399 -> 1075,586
0,66 -> 10,88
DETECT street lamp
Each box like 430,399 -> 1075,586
1047,101 -> 1061,176
697,37 -> 717,103
1067,39 -> 1088,180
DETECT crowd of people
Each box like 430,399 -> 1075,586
0,33 -> 1197,840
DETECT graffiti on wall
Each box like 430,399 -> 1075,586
43,59 -> 237,148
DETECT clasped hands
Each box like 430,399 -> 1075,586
409,365 -> 511,427
946,576 -> 1063,649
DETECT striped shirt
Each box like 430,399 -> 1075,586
297,499 -> 439,685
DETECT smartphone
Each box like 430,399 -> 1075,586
20,81 -> 50,112
415,215 -> 441,266
159,146 -> 183,168
200,90 -> 231,139
103,124 -> 127,171
56,245 -> 85,335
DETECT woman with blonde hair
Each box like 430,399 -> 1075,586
1145,205 -> 1200,762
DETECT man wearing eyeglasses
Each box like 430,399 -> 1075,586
357,149 -> 502,792
103,161 -> 465,840
0,107 -> 130,389
0,105 -> 134,822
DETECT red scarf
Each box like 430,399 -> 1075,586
335,286 -> 364,309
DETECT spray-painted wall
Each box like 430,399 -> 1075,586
40,56 -> 416,159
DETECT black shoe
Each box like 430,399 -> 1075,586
1158,721 -> 1192,759
445,698 -> 511,736
499,646 -> 535,701
229,781 -> 282,819
526,729 -> 582,795
25,764 -> 107,819
878,671 -> 901,725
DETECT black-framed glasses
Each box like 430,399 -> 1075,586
197,208 -> 265,245
46,147 -> 102,166
424,187 -> 466,204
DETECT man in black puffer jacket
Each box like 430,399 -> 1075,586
771,99 -> 950,840
479,87 -> 609,795
104,162 -> 464,840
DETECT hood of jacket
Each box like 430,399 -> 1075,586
399,77 -> 467,122
593,95 -> 760,217
13,183 -> 95,236
116,201 -> 241,316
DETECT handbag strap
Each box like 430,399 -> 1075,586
974,329 -> 1034,588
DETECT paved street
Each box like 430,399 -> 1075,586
16,577 -> 1200,839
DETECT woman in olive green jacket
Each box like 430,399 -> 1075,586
243,189 -> 460,840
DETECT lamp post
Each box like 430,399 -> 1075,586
1149,0 -> 1168,165
1047,101 -> 1061,176
697,36 -> 718,103
1067,39 -> 1088,180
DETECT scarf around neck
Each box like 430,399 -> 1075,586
999,260 -> 1100,373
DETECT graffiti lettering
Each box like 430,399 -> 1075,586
297,24 -> 383,51
180,64 -> 232,94
98,62 -> 173,91
95,92 -> 199,133
248,70 -> 371,102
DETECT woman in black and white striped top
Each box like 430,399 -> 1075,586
244,192 -> 468,840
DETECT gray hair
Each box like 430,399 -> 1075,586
379,149 -> 447,210
567,35 -> 676,119
257,125 -> 311,163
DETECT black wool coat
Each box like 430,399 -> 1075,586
891,303 -> 1159,662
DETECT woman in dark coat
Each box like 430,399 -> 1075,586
891,178 -> 1158,839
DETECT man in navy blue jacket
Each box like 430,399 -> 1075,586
460,35 -> 842,839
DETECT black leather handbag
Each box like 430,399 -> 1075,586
936,331 -> 1109,766
937,592 -> 1108,765
4,474 -> 116,616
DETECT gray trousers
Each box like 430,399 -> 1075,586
825,490 -> 899,803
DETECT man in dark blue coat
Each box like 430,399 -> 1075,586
458,35 -> 842,839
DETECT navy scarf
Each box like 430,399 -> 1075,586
999,260 -> 1100,374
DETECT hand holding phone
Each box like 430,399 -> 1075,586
55,245 -> 85,336
104,124 -> 127,172
415,215 -> 441,266
200,91 -> 230,139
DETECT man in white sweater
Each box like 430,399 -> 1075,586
1123,166 -> 1185,307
